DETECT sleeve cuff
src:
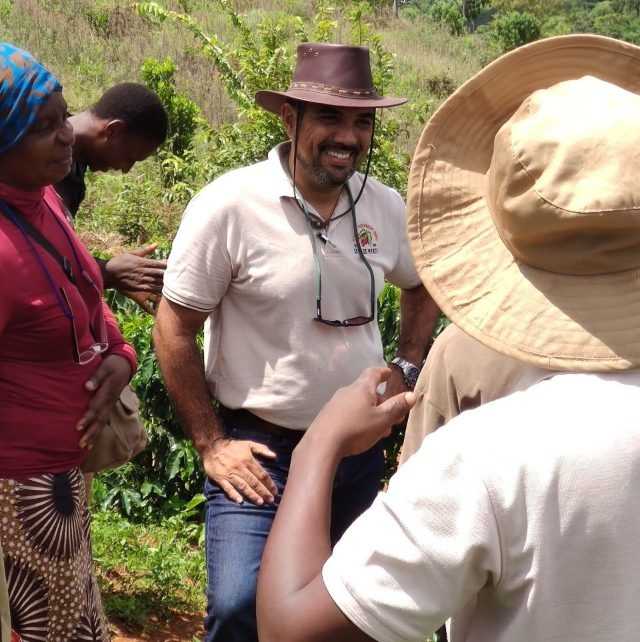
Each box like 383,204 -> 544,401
321,558 -> 405,642
162,285 -> 216,313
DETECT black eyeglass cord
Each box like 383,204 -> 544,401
348,186 -> 376,322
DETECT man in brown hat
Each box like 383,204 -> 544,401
153,43 -> 439,642
257,34 -> 640,642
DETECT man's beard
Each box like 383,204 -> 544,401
295,147 -> 357,189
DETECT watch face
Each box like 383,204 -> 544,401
406,368 -> 419,389
392,358 -> 420,390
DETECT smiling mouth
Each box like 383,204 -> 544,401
326,149 -> 352,160
322,147 -> 359,167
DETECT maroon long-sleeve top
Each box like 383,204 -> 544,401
0,184 -> 137,478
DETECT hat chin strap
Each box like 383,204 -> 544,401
291,105 -> 377,222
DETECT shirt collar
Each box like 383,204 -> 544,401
266,142 -> 297,200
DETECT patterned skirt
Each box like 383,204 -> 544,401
0,468 -> 109,642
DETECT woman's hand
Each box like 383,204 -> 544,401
77,354 -> 132,449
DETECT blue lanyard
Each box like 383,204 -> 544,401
0,200 -> 95,322
1,203 -> 75,321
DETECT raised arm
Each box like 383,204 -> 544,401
385,284 -> 440,400
257,368 -> 414,642
398,284 -> 440,364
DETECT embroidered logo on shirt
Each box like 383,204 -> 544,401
354,224 -> 378,255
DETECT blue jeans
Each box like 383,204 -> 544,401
203,422 -> 384,642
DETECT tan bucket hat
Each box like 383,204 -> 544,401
408,34 -> 640,371
256,42 -> 406,113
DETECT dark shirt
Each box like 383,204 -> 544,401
54,158 -> 88,219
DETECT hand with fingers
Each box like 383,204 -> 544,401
203,438 -> 278,506
104,243 -> 167,294
306,367 -> 416,459
381,363 -> 409,401
77,354 -> 133,449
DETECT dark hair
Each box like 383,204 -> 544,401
90,82 -> 168,144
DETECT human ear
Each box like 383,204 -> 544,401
103,119 -> 127,141
280,103 -> 297,140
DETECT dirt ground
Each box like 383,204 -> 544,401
110,613 -> 203,642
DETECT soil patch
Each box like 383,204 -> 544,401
110,612 -> 203,642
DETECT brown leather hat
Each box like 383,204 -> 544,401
255,42 -> 406,113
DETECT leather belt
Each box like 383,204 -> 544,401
217,405 -> 304,443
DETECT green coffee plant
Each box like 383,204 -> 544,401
489,10 -> 541,53
141,57 -> 201,158
83,6 -> 110,37
94,292 -> 205,521
428,0 -> 466,35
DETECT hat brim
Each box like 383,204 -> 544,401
255,88 -> 406,114
408,34 -> 640,371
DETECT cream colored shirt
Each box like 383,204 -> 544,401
163,144 -> 420,429
324,372 -> 640,642
400,323 -> 551,463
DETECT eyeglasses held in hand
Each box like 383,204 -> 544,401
59,285 -> 108,365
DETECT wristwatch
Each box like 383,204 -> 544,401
390,356 -> 420,391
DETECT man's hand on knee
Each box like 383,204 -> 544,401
204,439 -> 278,505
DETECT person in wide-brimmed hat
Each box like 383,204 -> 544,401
257,34 -> 640,642
154,42 -> 439,642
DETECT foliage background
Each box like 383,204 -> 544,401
3,0 -> 640,628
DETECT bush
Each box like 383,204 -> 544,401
489,10 -> 541,54
80,163 -> 182,248
592,11 -> 640,43
427,0 -> 488,35
141,57 -> 201,159
93,293 -> 205,521
429,0 -> 466,35
425,71 -> 457,98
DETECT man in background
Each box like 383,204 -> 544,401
55,82 -> 169,311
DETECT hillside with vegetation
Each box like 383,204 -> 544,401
2,0 -> 640,636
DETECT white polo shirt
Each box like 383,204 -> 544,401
163,143 -> 420,429
323,372 -> 640,642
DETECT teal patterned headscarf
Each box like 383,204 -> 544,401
0,43 -> 61,155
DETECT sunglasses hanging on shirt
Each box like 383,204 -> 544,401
297,185 -> 376,328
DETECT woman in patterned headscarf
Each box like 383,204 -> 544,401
0,43 -> 138,641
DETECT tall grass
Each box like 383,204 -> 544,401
2,0 -> 486,147
2,0 -> 236,122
